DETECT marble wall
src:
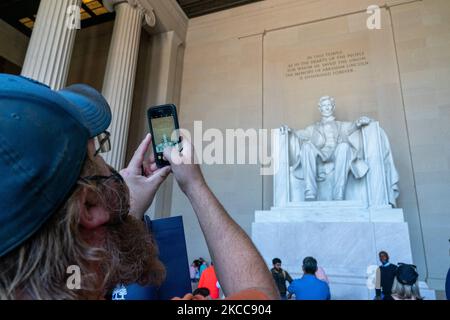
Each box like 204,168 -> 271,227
172,33 -> 264,260
175,0 -> 450,290
67,21 -> 114,90
390,0 -> 450,289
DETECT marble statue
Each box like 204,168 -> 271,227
253,97 -> 436,301
280,96 -> 399,206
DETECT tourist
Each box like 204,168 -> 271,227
271,258 -> 293,300
375,251 -> 398,300
198,257 -> 208,279
189,260 -> 201,283
193,287 -> 211,299
315,265 -> 330,284
198,263 -> 219,299
288,257 -> 331,300
446,267 -> 450,300
391,263 -> 423,300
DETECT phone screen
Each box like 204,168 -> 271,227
151,115 -> 178,154
148,104 -> 180,168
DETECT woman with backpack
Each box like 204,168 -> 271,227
391,263 -> 423,300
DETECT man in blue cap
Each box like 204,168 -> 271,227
0,74 -> 171,299
0,74 -> 278,300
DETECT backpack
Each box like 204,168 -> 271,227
396,263 -> 419,285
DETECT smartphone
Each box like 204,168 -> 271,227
147,104 -> 181,168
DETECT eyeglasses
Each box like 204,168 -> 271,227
79,166 -> 129,224
94,131 -> 111,157
79,166 -> 125,185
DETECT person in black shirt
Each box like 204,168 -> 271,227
375,251 -> 398,300
271,258 -> 293,300
446,267 -> 450,300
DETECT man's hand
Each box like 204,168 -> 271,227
120,134 -> 171,220
172,294 -> 206,300
162,134 -> 206,196
356,116 -> 372,128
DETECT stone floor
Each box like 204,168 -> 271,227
435,291 -> 447,300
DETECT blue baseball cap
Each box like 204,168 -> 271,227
0,74 -> 112,257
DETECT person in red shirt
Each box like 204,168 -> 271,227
198,264 -> 219,299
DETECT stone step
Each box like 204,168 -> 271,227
255,207 -> 405,223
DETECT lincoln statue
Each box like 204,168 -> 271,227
282,96 -> 373,201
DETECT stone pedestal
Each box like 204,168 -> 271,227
252,202 -> 435,300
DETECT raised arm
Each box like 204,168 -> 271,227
120,134 -> 172,220
164,136 -> 280,300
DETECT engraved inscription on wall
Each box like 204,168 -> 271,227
285,50 -> 369,80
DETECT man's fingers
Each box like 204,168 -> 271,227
179,132 -> 192,149
172,294 -> 194,301
163,146 -> 184,166
161,131 -> 193,165
146,166 -> 172,184
149,151 -> 156,163
150,162 -> 158,172
163,146 -> 174,163
142,154 -> 157,176
128,134 -> 152,172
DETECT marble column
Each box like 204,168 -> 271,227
102,0 -> 156,169
21,0 -> 81,90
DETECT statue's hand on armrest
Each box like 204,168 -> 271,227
356,116 -> 373,128
280,125 -> 291,134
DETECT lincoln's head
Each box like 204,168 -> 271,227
318,96 -> 336,117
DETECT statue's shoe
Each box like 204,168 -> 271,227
333,189 -> 345,200
305,191 -> 317,201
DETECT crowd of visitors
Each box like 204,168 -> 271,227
268,251 -> 426,301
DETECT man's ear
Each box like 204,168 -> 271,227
78,187 -> 110,229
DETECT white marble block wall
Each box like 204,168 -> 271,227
252,205 -> 435,300
253,221 -> 412,278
